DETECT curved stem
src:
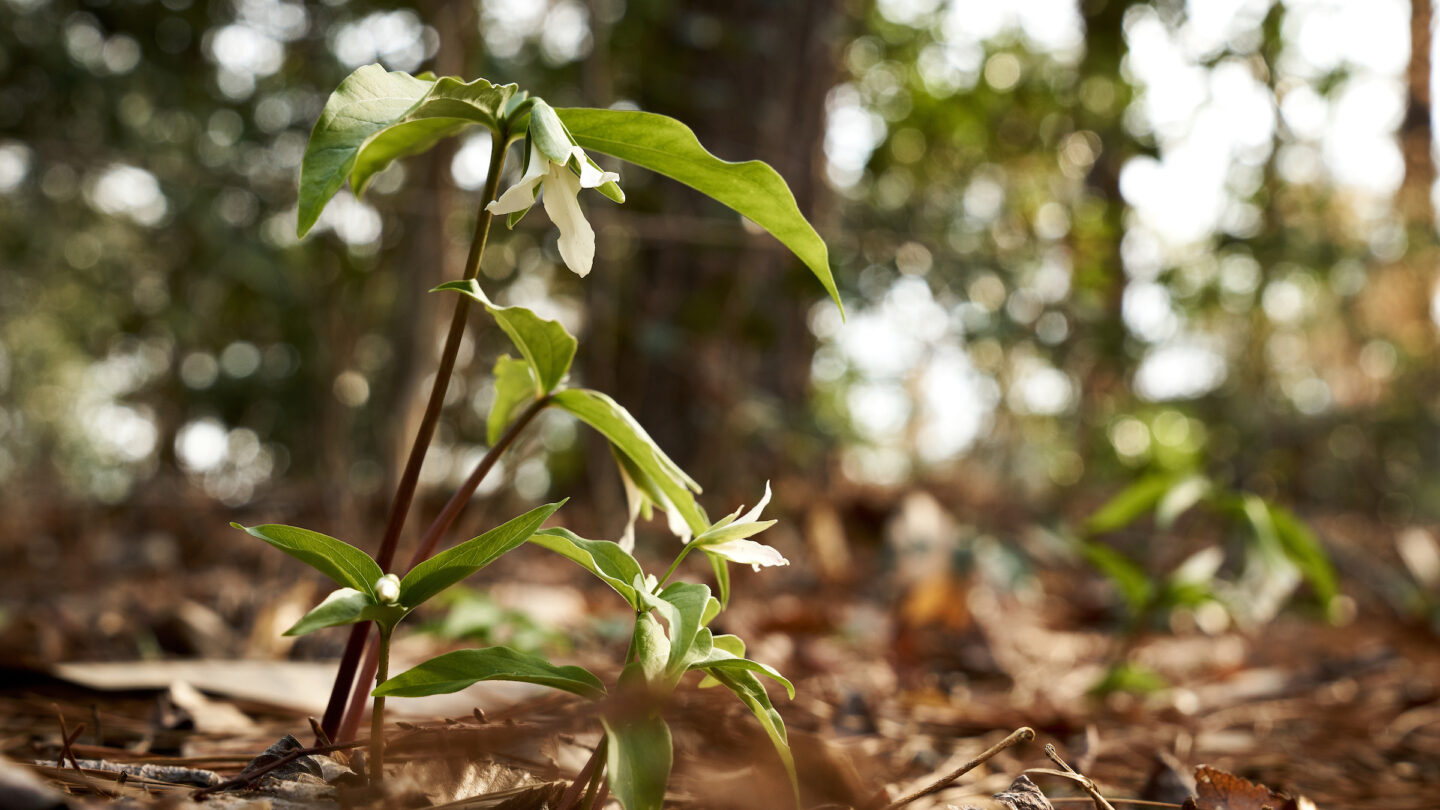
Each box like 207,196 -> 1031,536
321,130 -> 512,742
369,625 -> 393,785
336,396 -> 553,743
655,540 -> 701,591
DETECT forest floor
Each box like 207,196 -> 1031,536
3,493 -> 1438,809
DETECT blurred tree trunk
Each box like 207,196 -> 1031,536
580,2 -> 848,512
1401,0 -> 1435,229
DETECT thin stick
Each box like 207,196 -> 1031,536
1044,744 -> 1117,810
335,396 -> 553,743
191,741 -> 363,799
55,713 -> 85,771
877,726 -> 1035,810
321,130 -> 512,741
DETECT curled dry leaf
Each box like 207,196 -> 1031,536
1183,765 -> 1316,810
947,774 -> 1054,810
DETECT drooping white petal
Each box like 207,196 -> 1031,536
736,481 -> 772,525
485,143 -> 548,215
706,537 -> 790,572
541,166 -> 596,277
617,464 -> 646,553
573,148 -> 620,189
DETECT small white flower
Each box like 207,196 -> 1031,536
374,573 -> 401,605
486,141 -> 620,278
695,482 -> 789,572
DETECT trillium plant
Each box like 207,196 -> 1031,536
235,64 -> 840,808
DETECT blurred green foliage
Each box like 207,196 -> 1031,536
1,0 -> 1437,577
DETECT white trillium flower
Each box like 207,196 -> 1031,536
695,481 -> 789,572
486,142 -> 620,278
374,573 -> 401,605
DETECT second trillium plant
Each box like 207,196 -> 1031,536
241,63 -> 840,809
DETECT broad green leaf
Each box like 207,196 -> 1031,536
1084,474 -> 1174,535
400,501 -> 564,607
1156,475 -> 1212,530
552,389 -> 707,535
487,355 -> 539,445
602,712 -> 672,810
713,669 -> 799,807
696,632 -> 745,689
636,582 -> 710,682
1267,504 -> 1338,606
557,107 -> 842,314
1078,541 -> 1153,614
530,527 -> 644,609
373,646 -> 605,700
285,588 -> 403,636
630,612 -> 670,688
701,595 -> 721,626
434,279 -> 578,394
657,582 -> 710,678
690,641 -> 794,699
232,522 -> 383,597
297,66 -> 517,237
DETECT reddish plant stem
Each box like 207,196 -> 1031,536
320,132 -> 511,742
337,395 -> 553,742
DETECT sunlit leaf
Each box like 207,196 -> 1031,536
488,354 -> 540,445
603,712 -> 672,810
1266,504 -> 1338,607
231,522 -> 382,597
1156,474 -> 1212,530
1078,540 -> 1153,614
636,582 -> 711,683
552,389 -> 707,535
373,646 -> 605,700
434,279 -> 577,394
630,611 -> 670,688
707,550 -> 731,608
530,527 -> 644,609
1084,474 -> 1174,535
690,643 -> 795,699
298,65 -> 517,236
712,669 -> 799,807
285,588 -> 403,636
557,107 -> 842,314
400,501 -> 564,608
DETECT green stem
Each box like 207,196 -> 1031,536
321,129 -> 511,742
369,625 -> 392,784
656,540 -> 701,591
336,396 -> 553,744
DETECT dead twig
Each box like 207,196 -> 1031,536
876,726 -> 1036,810
54,711 -> 85,771
190,740 -> 362,800
1025,744 -> 1116,810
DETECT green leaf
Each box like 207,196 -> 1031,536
434,279 -> 577,394
557,107 -> 842,314
552,389 -> 707,535
1155,474 -> 1212,530
1078,541 -> 1153,614
529,527 -> 644,609
528,99 -> 574,165
691,645 -> 795,699
400,501 -> 564,608
630,612 -> 670,688
712,669 -> 799,807
488,354 -> 540,445
602,712 -> 672,810
285,587 -> 402,636
635,582 -> 710,682
1266,504 -> 1338,606
1084,474 -> 1174,535
297,66 -> 517,237
373,646 -> 605,700
231,522 -> 383,597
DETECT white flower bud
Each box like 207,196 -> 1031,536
374,573 -> 401,605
